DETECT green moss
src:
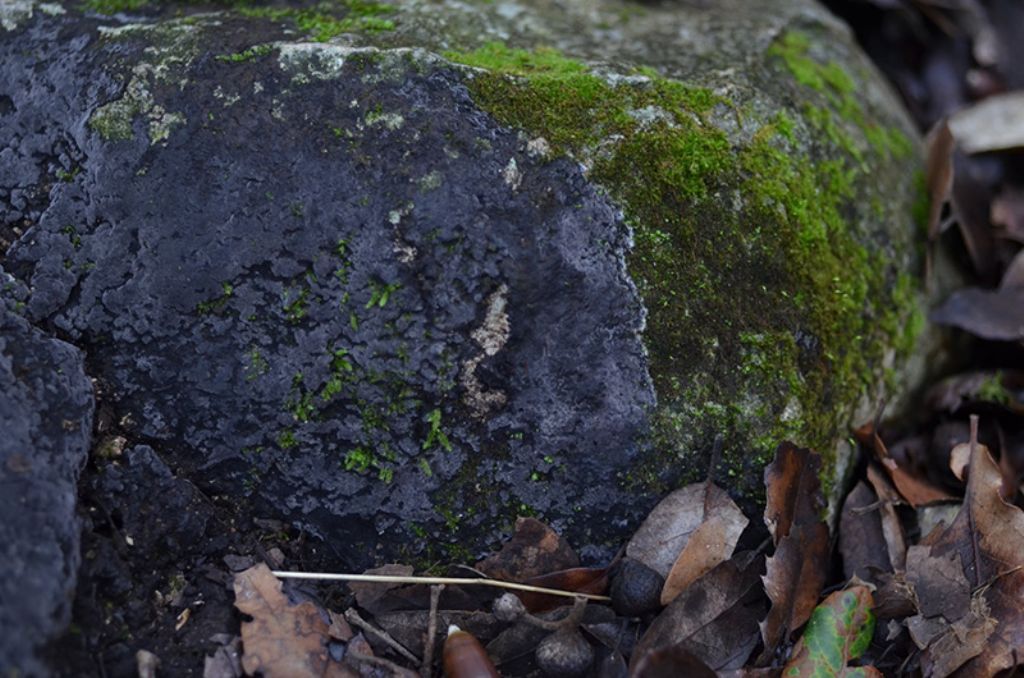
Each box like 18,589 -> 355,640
446,40 -> 922,499
771,30 -> 912,162
911,169 -> 930,233
83,0 -> 147,12
215,43 -> 275,63
245,346 -> 269,381
366,280 -> 401,309
237,0 -> 396,41
422,408 -> 452,452
89,95 -> 143,141
978,372 -> 1012,406
85,0 -> 396,40
282,286 -> 310,323
278,429 -> 298,449
196,281 -> 234,315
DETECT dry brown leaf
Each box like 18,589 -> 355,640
864,465 -> 908,570
926,603 -> 998,678
856,422 -> 957,507
347,563 -> 414,615
763,442 -> 823,544
758,443 -> 832,662
659,486 -> 748,605
630,552 -> 764,674
931,286 -> 1024,341
917,437 -> 1024,676
1001,249 -> 1024,290
951,151 -> 998,278
950,442 -> 971,481
632,645 -> 718,678
925,119 -> 956,242
873,570 -> 917,620
992,187 -> 1024,245
906,545 -> 971,621
626,482 -> 741,579
233,564 -> 352,678
838,481 -> 892,581
476,517 -> 578,581
757,521 -> 830,662
948,90 -> 1024,153
519,566 -> 609,613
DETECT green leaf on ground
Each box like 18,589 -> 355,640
783,586 -> 880,677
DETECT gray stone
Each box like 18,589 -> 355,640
0,0 -> 930,566
0,272 -> 93,674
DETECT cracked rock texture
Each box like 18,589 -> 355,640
0,0 -> 931,588
0,272 -> 93,674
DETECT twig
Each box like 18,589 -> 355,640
345,608 -> 421,665
421,584 -> 444,678
271,571 -> 611,602
524,595 -> 588,632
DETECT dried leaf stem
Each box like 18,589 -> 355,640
271,571 -> 611,602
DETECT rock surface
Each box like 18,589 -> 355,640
0,272 -> 94,674
1,0 -> 928,568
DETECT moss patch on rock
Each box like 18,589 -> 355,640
82,0 -> 396,40
445,38 -> 924,502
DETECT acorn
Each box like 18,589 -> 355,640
443,625 -> 500,678
610,558 -> 664,617
535,629 -> 593,678
493,592 -> 527,622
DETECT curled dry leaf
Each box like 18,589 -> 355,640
864,465 -> 908,571
233,564 -> 352,678
856,422 -> 957,507
782,586 -> 881,678
763,442 -> 823,545
925,119 -> 955,242
758,443 -> 831,662
626,482 -> 744,580
758,521 -> 830,663
950,442 -> 971,481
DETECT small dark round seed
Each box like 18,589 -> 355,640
536,629 -> 593,678
610,558 -> 664,617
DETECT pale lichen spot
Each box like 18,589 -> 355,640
277,42 -> 356,83
365,110 -> 405,131
461,284 -> 511,418
418,170 -> 443,192
1,0 -> 35,32
526,136 -> 551,159
501,157 -> 522,191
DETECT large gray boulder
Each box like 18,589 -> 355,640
0,0 -> 927,566
0,273 -> 94,674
